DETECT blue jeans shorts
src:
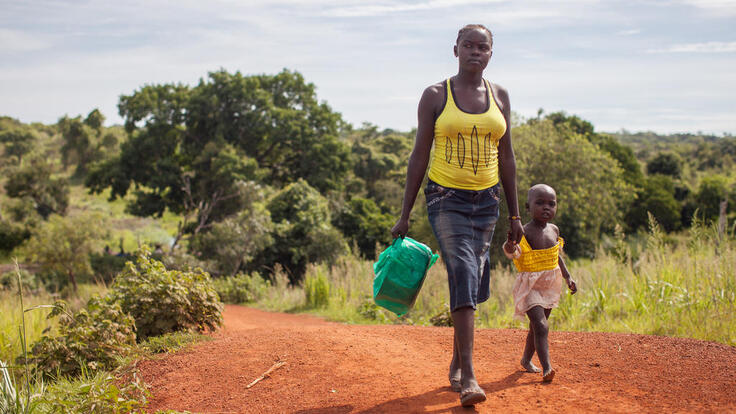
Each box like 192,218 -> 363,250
425,179 -> 500,312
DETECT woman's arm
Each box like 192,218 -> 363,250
493,83 -> 523,243
391,85 -> 441,238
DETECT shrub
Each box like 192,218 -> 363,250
89,253 -> 128,284
304,270 -> 330,308
106,248 -> 223,341
213,273 -> 268,304
0,268 -> 37,292
26,298 -> 136,379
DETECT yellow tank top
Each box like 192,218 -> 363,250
428,78 -> 507,190
513,236 -> 564,272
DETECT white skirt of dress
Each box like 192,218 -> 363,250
512,267 -> 563,321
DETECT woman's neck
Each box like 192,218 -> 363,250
454,69 -> 484,86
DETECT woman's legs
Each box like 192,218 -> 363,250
451,306 -> 483,393
449,332 -> 461,390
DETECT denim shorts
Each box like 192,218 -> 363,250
425,179 -> 500,312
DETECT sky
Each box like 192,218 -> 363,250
1,0 -> 735,135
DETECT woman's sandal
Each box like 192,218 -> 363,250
459,387 -> 486,407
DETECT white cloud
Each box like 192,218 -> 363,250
0,29 -> 51,52
679,0 -> 736,16
321,0 -> 504,17
648,41 -> 736,53
617,29 -> 641,36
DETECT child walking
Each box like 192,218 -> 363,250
503,184 -> 577,382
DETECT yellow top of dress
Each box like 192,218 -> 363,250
427,78 -> 507,190
513,236 -> 564,272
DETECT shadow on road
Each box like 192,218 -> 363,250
352,370 -> 535,413
294,405 -> 354,414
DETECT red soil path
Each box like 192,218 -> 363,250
139,305 -> 736,413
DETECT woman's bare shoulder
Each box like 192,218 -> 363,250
422,80 -> 446,100
489,82 -> 509,107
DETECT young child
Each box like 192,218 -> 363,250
503,184 -> 577,382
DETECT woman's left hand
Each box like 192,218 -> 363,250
509,219 -> 524,244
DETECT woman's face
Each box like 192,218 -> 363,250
454,28 -> 492,71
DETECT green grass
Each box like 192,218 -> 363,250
0,283 -> 106,367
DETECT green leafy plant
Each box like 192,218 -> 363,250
106,248 -> 223,341
26,298 -> 136,379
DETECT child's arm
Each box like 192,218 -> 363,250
558,254 -> 577,294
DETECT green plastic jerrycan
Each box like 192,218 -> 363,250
373,237 -> 439,317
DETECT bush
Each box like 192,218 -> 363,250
0,219 -> 30,254
304,270 -> 330,308
26,298 -> 136,379
89,253 -> 128,284
213,273 -> 268,304
106,248 -> 223,341
0,268 -> 37,292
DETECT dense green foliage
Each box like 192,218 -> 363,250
59,109 -> 122,177
512,117 -> 633,257
106,250 -> 223,341
212,273 -> 268,304
4,158 -> 69,219
258,179 -> 347,282
26,298 -> 136,379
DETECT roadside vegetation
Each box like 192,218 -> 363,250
0,69 -> 734,412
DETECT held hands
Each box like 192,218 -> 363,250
508,218 -> 523,244
503,231 -> 521,259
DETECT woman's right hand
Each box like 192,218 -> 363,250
391,218 -> 409,239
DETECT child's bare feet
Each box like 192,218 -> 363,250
521,358 -> 541,373
542,367 -> 555,382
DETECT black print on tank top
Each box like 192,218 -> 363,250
445,126 -> 493,175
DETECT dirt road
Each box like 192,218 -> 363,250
139,305 -> 736,413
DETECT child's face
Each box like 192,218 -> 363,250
528,189 -> 557,223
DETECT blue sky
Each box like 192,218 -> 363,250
1,0 -> 735,134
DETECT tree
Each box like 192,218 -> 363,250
333,197 -> 394,259
5,157 -> 69,218
256,180 -> 347,283
510,119 -> 633,257
58,109 -> 114,177
189,182 -> 274,276
22,214 -> 106,292
625,175 -> 681,232
694,175 -> 734,223
646,152 -> 682,178
87,69 -> 351,243
0,127 -> 37,165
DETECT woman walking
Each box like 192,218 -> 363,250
391,24 -> 523,407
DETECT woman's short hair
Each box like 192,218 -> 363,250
456,24 -> 493,46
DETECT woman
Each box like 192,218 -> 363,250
391,24 -> 523,407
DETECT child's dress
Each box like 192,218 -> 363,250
504,236 -> 564,321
